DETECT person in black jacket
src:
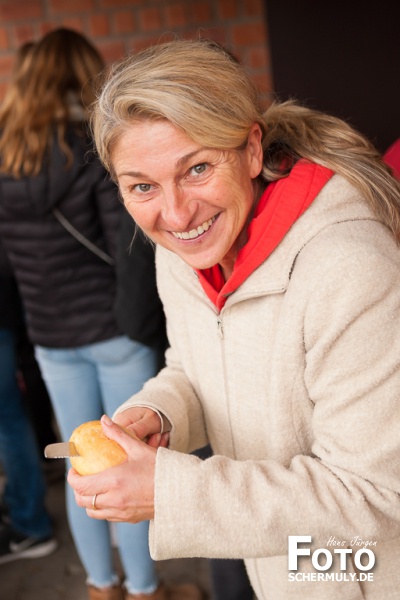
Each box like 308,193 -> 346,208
114,210 -> 168,369
0,29 -> 201,600
0,41 -> 60,467
0,242 -> 57,563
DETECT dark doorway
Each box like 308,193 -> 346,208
265,1 -> 400,152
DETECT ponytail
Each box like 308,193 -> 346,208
261,101 -> 400,242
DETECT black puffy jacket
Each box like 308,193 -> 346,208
114,210 -> 168,354
0,125 -> 121,348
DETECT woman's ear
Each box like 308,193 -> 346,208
246,123 -> 264,179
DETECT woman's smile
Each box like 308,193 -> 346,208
171,214 -> 219,240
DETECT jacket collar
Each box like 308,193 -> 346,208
223,174 -> 377,306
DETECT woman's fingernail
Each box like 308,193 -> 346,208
101,414 -> 113,426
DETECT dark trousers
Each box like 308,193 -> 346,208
16,326 -> 58,452
210,558 -> 254,600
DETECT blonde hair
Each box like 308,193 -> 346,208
0,28 -> 105,177
0,42 -> 36,117
92,39 -> 400,241
92,40 -> 264,174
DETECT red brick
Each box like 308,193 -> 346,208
60,17 -> 86,33
158,31 -> 179,44
0,81 -> 7,99
39,23 -> 57,36
218,0 -> 238,20
192,1 -> 213,24
139,7 -> 163,31
232,22 -> 266,45
195,27 -> 227,45
0,0 -> 273,112
181,28 -> 206,41
129,37 -> 159,53
114,10 -> 136,35
164,3 -> 187,28
97,40 -> 126,64
129,34 -> 175,53
100,0 -> 140,7
49,0 -> 95,13
247,45 -> 269,70
89,14 -> 110,37
0,55 -> 14,78
243,0 -> 264,17
14,25 -> 35,47
0,28 -> 9,50
0,0 -> 43,21
128,31 -> 179,54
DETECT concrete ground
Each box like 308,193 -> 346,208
1,467 -> 212,600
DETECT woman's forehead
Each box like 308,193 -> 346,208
111,120 -> 205,176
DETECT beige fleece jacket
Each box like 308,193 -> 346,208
115,175 -> 400,599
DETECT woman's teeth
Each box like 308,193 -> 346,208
172,216 -> 216,240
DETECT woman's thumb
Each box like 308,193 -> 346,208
101,413 -> 140,453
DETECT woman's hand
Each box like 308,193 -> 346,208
67,414 -> 167,523
113,406 -> 169,448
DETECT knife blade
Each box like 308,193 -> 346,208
44,442 -> 80,458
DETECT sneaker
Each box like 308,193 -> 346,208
0,524 -> 58,564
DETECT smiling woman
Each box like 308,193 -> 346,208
112,119 -> 262,278
68,39 -> 400,600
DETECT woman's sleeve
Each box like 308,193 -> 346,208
148,245 -> 400,560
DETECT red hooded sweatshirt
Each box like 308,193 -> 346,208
384,139 -> 400,179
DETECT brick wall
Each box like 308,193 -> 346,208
0,0 -> 273,102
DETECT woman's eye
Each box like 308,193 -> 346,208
135,183 -> 152,193
124,182 -> 154,202
191,163 -> 207,176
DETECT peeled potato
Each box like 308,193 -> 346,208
70,419 -> 133,475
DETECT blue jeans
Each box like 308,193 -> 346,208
0,328 -> 52,538
35,336 -> 159,594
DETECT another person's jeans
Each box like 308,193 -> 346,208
36,335 -> 160,594
0,328 -> 52,538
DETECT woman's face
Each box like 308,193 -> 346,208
112,119 -> 263,277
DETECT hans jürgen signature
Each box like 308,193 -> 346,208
326,535 -> 377,549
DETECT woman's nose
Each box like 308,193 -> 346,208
161,185 -> 196,230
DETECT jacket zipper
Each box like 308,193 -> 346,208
217,316 -> 224,339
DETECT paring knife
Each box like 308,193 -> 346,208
44,442 -> 80,458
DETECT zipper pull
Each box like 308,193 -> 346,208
217,316 -> 223,339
